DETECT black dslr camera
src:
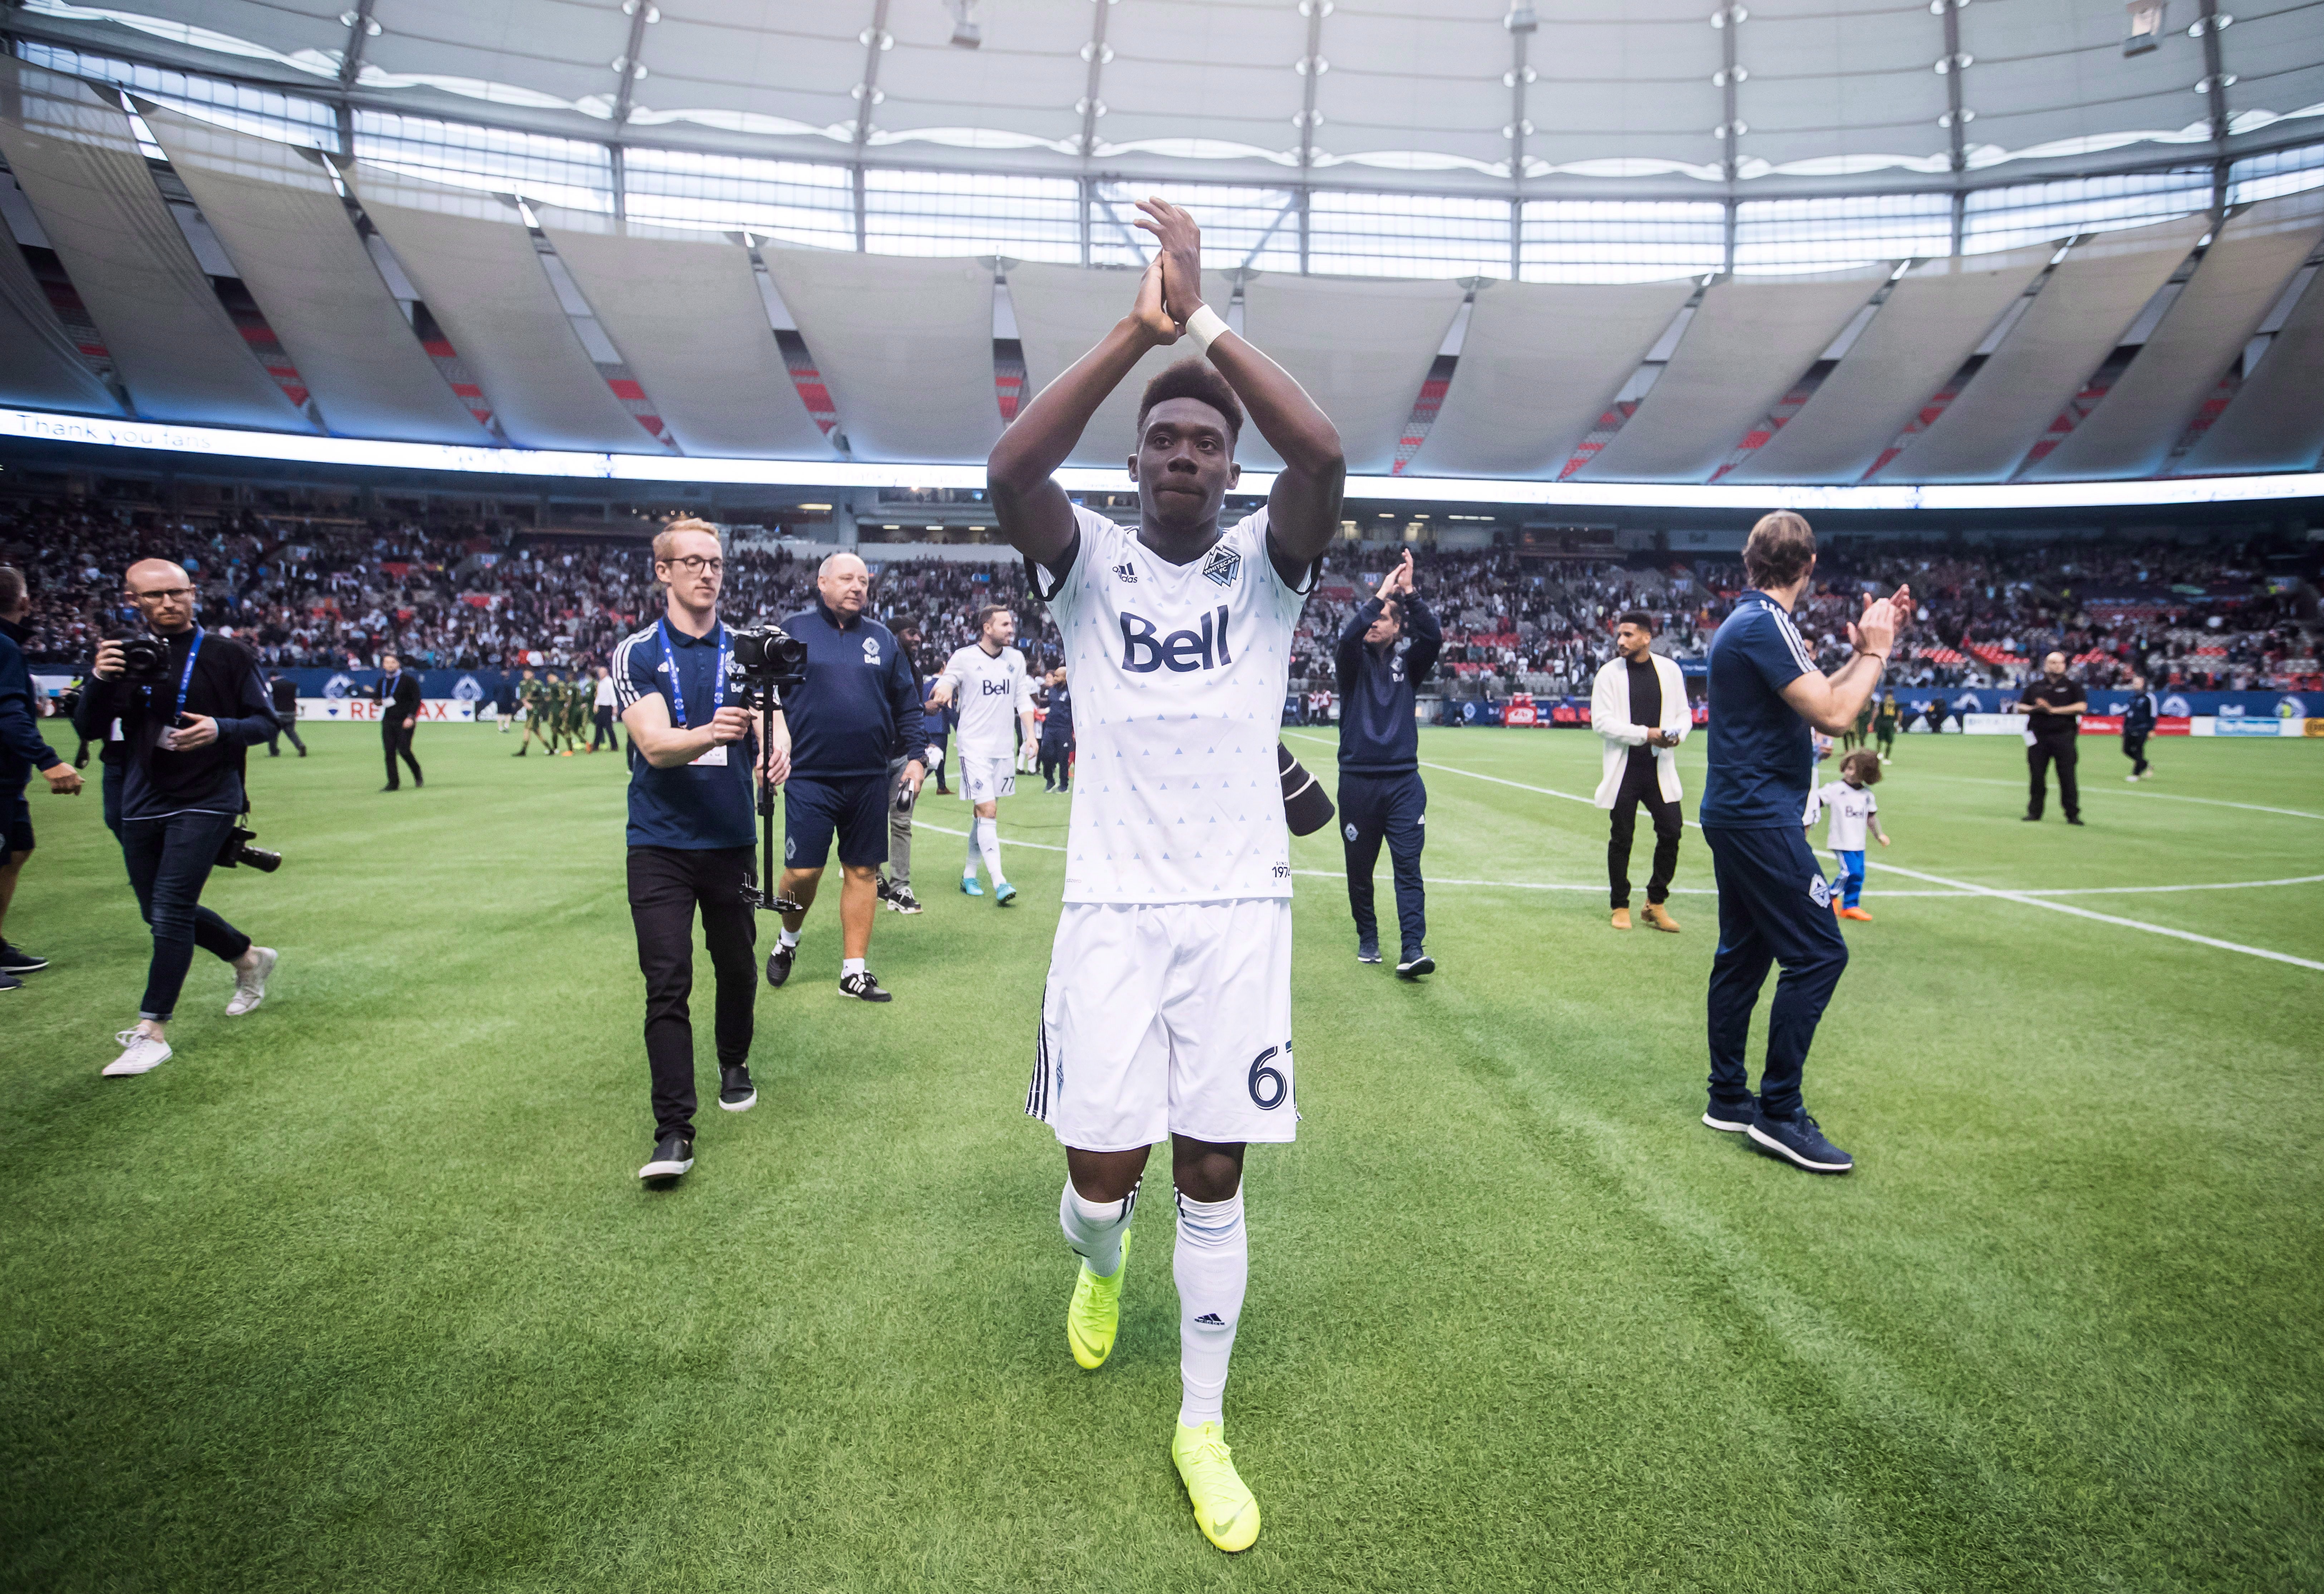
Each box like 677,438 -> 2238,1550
214,824 -> 282,873
115,634 -> 175,683
725,622 -> 808,708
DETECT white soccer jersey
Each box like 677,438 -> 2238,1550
1037,504 -> 1310,904
938,643 -> 1033,760
1806,779 -> 1879,850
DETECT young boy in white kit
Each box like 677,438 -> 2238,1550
1804,749 -> 1890,922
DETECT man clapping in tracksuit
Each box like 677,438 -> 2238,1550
1333,549 -> 1441,978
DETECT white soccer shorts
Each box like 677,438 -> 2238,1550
1028,898 -> 1297,1151
960,753 -> 1015,803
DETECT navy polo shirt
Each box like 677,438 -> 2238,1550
1699,589 -> 1819,830
611,618 -> 755,850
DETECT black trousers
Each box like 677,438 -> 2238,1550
2123,729 -> 2151,776
2027,733 -> 2078,819
120,809 -> 251,1021
627,845 -> 757,1141
1608,751 -> 1682,909
1038,735 -> 1073,788
1704,825 -> 1848,1121
1339,770 -> 1427,956
267,710 -> 305,755
382,720 -> 422,788
591,705 -> 619,751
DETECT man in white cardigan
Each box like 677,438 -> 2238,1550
1591,610 -> 1691,931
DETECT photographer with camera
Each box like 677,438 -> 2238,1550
1,565 -> 85,992
73,559 -> 280,1077
613,520 -> 789,1183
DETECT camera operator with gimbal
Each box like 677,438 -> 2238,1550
614,520 -> 792,1185
74,559 -> 281,1078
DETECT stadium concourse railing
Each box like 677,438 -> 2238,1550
3,56 -> 2324,499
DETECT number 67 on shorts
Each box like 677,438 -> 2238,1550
1028,898 -> 1298,1151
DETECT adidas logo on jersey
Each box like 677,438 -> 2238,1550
1111,560 -> 1137,584
1120,606 -> 1234,675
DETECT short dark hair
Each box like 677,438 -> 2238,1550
1841,748 -> 1883,784
974,603 -> 1011,633
1137,359 -> 1244,448
1617,608 -> 1656,633
0,565 -> 23,613
1743,511 -> 1817,590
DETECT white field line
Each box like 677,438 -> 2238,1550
1280,732 -> 2324,971
1901,769 -> 2324,823
925,814 -> 2324,902
1856,858 -> 2324,973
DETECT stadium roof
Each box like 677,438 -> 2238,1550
8,0 -> 2323,196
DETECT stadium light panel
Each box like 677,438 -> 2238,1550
1,407 -> 2318,515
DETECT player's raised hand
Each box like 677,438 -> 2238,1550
1130,255 -> 1181,348
1848,583 -> 1911,659
1377,548 -> 1416,599
1133,197 -> 1205,325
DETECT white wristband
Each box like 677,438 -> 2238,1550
1183,302 -> 1230,356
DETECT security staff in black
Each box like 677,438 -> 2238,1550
265,672 -> 306,756
2122,672 -> 2158,781
611,520 -> 769,1183
2017,650 -> 2086,823
1038,665 -> 1075,792
375,652 -> 423,791
1332,548 -> 1442,977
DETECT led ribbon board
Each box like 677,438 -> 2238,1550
2,406 -> 2319,512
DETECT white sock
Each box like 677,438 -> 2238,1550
779,928 -> 799,949
978,817 -> 1005,883
841,957 -> 865,979
1174,1190 -> 1247,1427
1059,1179 -> 1137,1279
964,818 -> 982,878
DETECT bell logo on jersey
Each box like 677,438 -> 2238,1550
1120,605 -> 1235,675
862,638 -> 882,665
979,678 -> 1012,696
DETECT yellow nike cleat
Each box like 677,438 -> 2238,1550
1172,1420 -> 1261,1552
1064,1231 -> 1131,1370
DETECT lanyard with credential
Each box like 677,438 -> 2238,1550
658,619 -> 729,728
172,627 -> 205,719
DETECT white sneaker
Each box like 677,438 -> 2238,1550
225,947 -> 277,1016
103,1028 -> 172,1076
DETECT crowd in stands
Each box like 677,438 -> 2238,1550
3,500 -> 2316,697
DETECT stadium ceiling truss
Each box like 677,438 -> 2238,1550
0,2 -> 2321,508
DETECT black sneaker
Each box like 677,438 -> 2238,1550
1747,1108 -> 1854,1173
2066,816 -> 2084,826
875,873 -> 895,904
1395,952 -> 1435,979
886,884 -> 924,915
839,969 -> 893,1002
719,1064 -> 757,1112
0,942 -> 48,973
1357,941 -> 1381,965
637,1132 -> 694,1180
767,942 -> 796,987
0,970 -> 20,994
1702,1094 -> 1758,1133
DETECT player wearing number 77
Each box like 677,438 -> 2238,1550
989,196 -> 1345,1554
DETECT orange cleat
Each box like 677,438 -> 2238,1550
1837,907 -> 1874,921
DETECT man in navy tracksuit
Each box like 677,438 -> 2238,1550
1334,549 -> 1442,978
767,552 -> 926,1002
1699,512 -> 1908,1175
2121,672 -> 2158,781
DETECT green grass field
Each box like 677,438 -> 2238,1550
4,719 -> 2319,1593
